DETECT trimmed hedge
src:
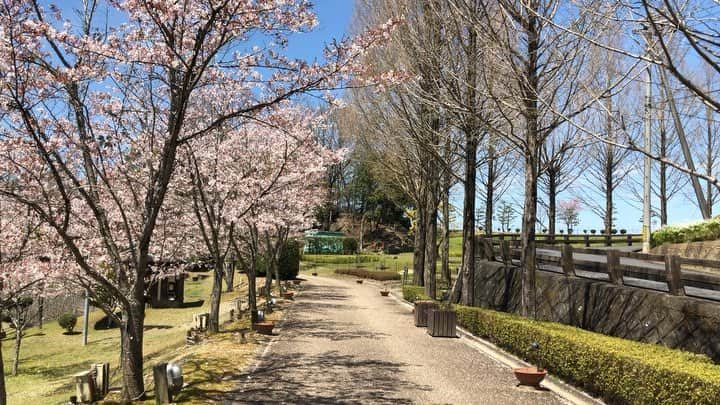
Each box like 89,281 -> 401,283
402,286 -> 429,302
334,268 -> 400,281
455,306 -> 720,404
301,254 -> 377,265
652,217 -> 720,246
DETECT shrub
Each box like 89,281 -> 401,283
620,229 -> 627,234
514,228 -> 520,233
334,268 -> 400,281
652,217 -> 720,246
255,239 -> 301,280
342,237 -> 358,254
58,313 -> 77,334
590,229 -> 596,234
611,228 -> 618,234
583,229 -> 588,234
402,285 -> 429,302
301,254 -> 376,265
455,306 -> 720,404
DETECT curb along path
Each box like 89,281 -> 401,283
228,276 -> 568,404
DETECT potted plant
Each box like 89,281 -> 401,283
356,279 -> 364,284
311,272 -> 318,276
427,301 -> 457,338
380,283 -> 390,296
414,300 -> 438,327
513,343 -> 548,388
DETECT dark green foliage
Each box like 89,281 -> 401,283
278,239 -> 301,280
455,306 -> 720,404
256,239 -> 301,280
342,237 -> 358,254
334,268 -> 400,281
57,313 -> 77,334
652,217 -> 720,246
620,229 -> 627,234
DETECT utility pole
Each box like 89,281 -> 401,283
643,36 -> 652,253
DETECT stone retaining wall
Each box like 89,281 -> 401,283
473,260 -> 720,361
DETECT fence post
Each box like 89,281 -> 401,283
561,244 -> 576,277
627,234 -> 632,246
605,234 -> 611,246
665,255 -> 685,296
501,240 -> 511,266
584,234 -> 590,247
606,250 -> 623,285
483,238 -> 495,260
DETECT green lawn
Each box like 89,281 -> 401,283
1,272 -> 246,404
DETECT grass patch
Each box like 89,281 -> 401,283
455,305 -> 720,404
335,268 -> 401,281
402,286 -> 429,302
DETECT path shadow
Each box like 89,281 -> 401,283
227,350 -> 430,404
280,317 -> 389,341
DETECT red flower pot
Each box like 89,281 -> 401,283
252,321 -> 275,335
512,367 -> 547,387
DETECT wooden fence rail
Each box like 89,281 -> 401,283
477,238 -> 720,302
490,232 -> 643,247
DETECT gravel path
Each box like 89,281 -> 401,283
228,275 -> 564,404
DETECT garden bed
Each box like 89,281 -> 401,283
334,268 -> 400,281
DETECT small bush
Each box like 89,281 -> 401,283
590,229 -> 596,234
583,229 -> 588,234
652,217 -> 720,246
402,286 -> 429,302
455,306 -> 720,404
334,268 -> 400,281
611,228 -> 618,234
620,229 -> 627,234
58,313 -> 77,334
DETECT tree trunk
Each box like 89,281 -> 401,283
424,199 -> 438,300
520,7 -> 540,319
11,327 -> 20,376
484,145 -> 495,236
659,107 -> 668,226
706,104 -> 714,217
0,338 -> 6,405
413,201 -> 426,286
547,170 -> 557,235
604,143 -> 614,236
462,135 -> 478,306
224,259 -> 235,292
120,300 -> 145,401
208,260 -> 224,333
37,295 -> 44,329
441,176 -> 451,286
247,261 -> 258,317
521,148 -> 539,319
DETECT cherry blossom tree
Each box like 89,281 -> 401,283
0,0 -> 396,398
